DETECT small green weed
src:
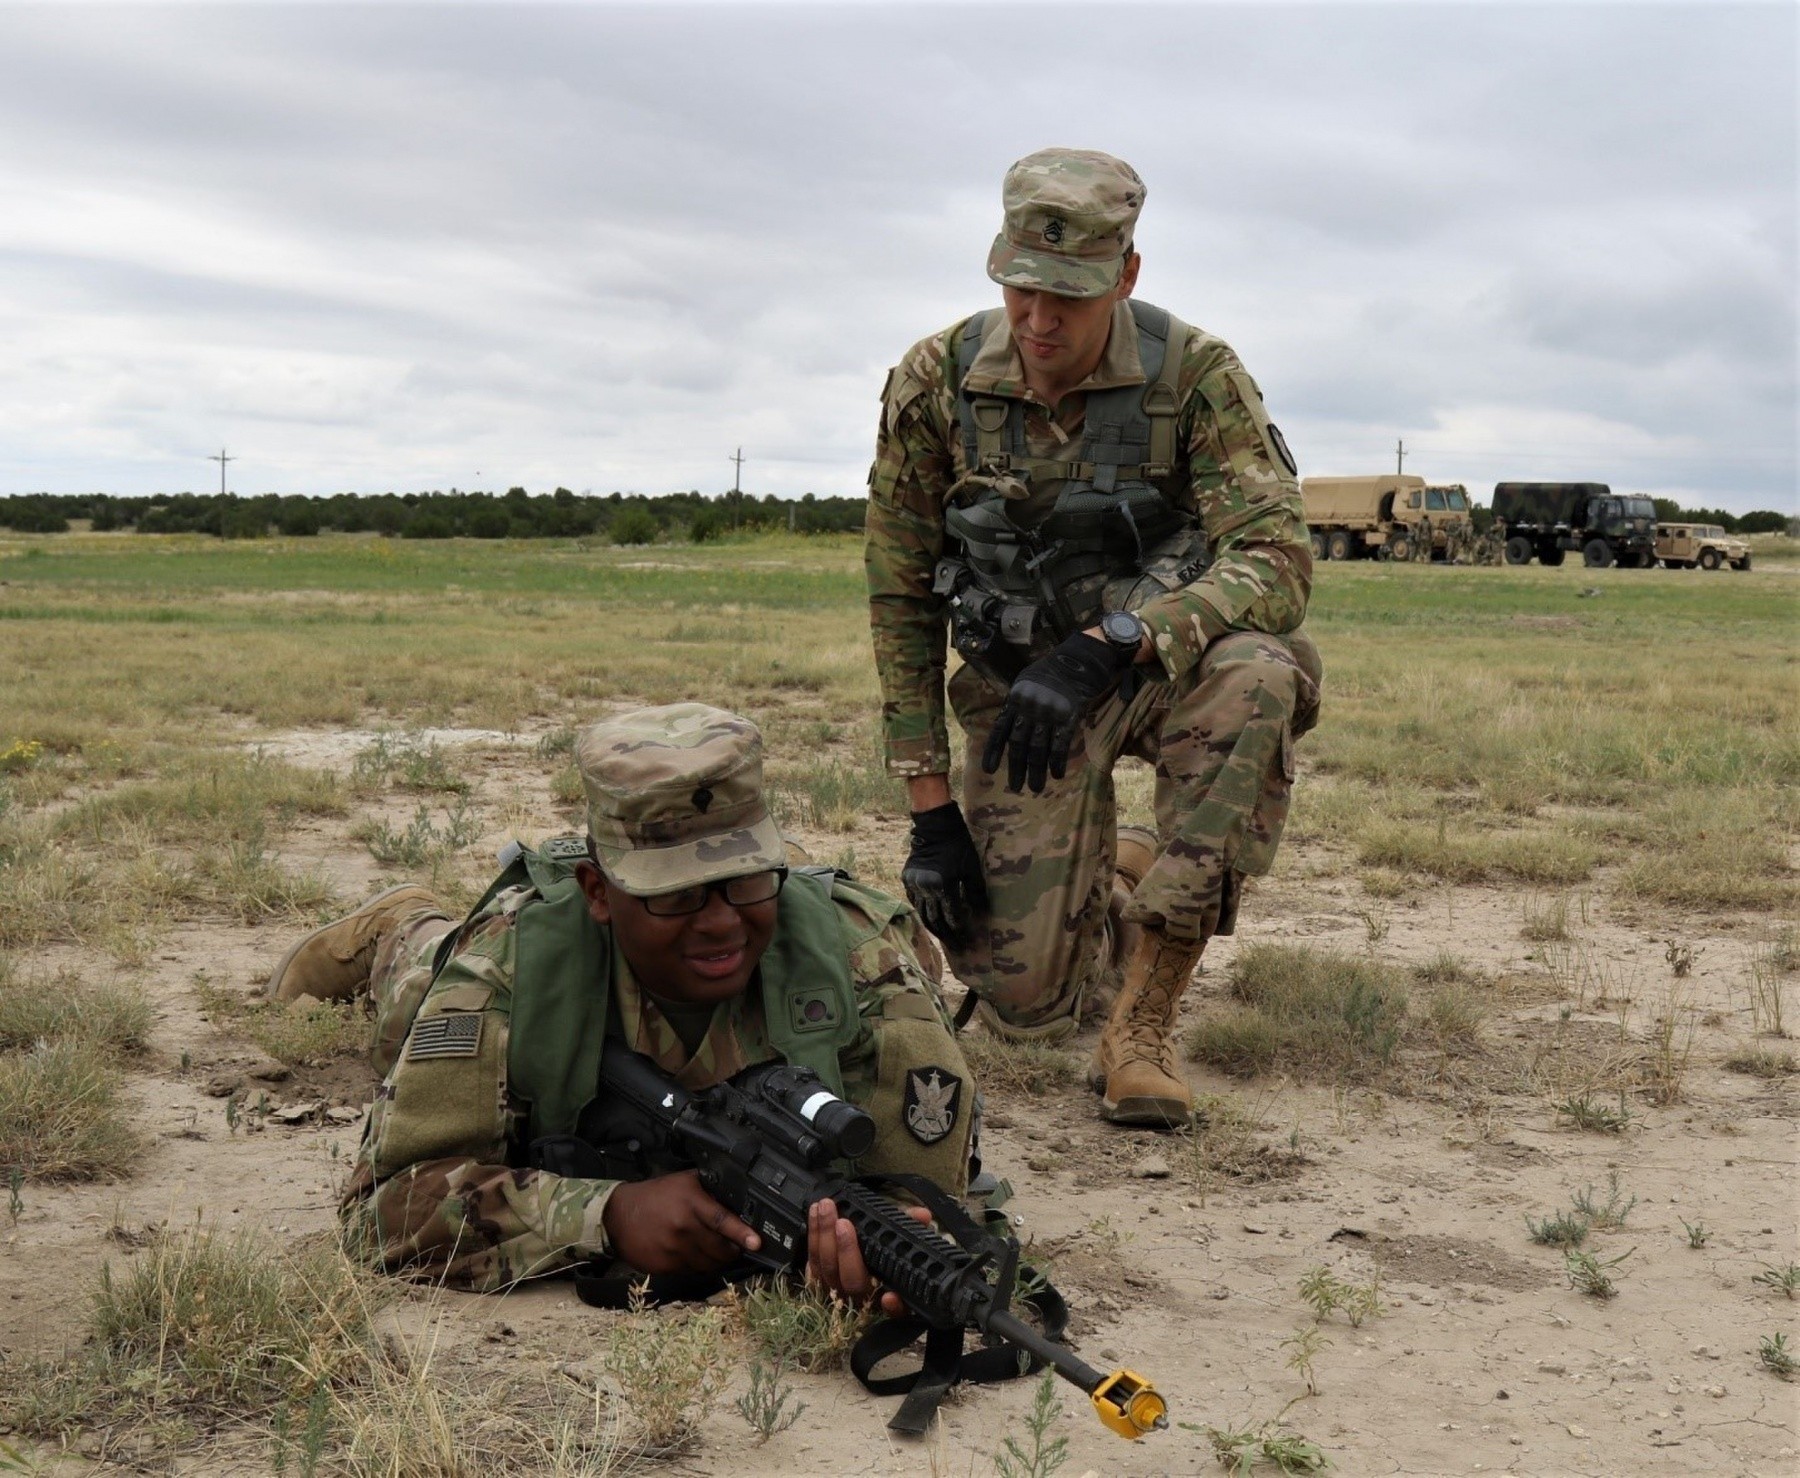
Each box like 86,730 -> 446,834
604,1286 -> 728,1456
992,1369 -> 1069,1478
1282,1324 -> 1330,1396
733,1357 -> 805,1444
1571,1170 -> 1636,1230
356,799 -> 480,868
731,1277 -> 869,1373
1751,1263 -> 1800,1299
350,731 -> 469,794
1193,1405 -> 1329,1475
1525,1211 -> 1590,1249
1565,1246 -> 1633,1298
1681,1219 -> 1709,1249
1553,1093 -> 1634,1133
1760,1331 -> 1797,1378
1296,1266 -> 1383,1327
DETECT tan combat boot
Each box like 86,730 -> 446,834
1091,926 -> 1202,1129
266,885 -> 440,1003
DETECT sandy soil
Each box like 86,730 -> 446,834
2,730 -> 1795,1477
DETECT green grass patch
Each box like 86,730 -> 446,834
0,1039 -> 144,1181
0,959 -> 152,1054
1189,945 -> 1411,1079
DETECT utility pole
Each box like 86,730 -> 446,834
1395,439 -> 1406,476
728,447 -> 746,530
209,447 -> 235,496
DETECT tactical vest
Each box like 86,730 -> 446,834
441,840 -> 867,1150
934,299 -> 1212,684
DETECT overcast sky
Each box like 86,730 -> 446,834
1,1 -> 1793,512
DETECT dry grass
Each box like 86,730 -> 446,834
195,974 -> 369,1067
1,1224 -> 663,1475
0,1039 -> 144,1181
960,1032 -> 1084,1097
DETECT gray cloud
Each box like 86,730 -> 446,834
0,1 -> 1792,510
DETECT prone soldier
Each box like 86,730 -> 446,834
267,703 -> 971,1301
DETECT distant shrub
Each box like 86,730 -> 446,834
610,507 -> 661,546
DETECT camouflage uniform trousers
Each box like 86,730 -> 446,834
946,628 -> 1322,1032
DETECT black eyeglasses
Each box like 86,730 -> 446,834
638,867 -> 788,917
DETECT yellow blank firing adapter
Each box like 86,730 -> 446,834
1089,1367 -> 1168,1439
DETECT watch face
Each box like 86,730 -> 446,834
1102,611 -> 1142,646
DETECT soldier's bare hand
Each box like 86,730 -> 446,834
806,1196 -> 930,1316
602,1171 -> 762,1275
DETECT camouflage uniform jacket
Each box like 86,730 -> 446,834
866,302 -> 1313,775
341,880 -> 959,1291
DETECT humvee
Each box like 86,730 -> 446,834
1655,522 -> 1751,571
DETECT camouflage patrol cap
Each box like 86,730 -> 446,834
987,147 -> 1146,299
576,703 -> 787,896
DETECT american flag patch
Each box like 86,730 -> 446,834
406,1014 -> 483,1061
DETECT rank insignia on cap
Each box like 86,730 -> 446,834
904,1066 -> 962,1145
1043,217 -> 1066,244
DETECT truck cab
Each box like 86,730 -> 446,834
1656,522 -> 1752,571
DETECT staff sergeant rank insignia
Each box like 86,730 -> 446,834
904,1066 -> 962,1145
1042,216 -> 1065,244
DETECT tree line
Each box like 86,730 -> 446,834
0,488 -> 868,541
0,487 -> 1791,540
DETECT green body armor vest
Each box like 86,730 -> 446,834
933,299 -> 1213,685
449,842 -> 868,1146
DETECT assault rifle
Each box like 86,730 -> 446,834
581,1039 -> 1168,1440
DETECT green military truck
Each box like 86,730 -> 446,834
1301,475 -> 1472,561
1492,482 -> 1658,568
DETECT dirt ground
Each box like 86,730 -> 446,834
2,725 -> 1795,1478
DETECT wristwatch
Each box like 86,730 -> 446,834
1097,609 -> 1147,663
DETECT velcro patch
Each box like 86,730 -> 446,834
790,990 -> 843,1034
904,1065 -> 962,1145
406,1014 -> 483,1061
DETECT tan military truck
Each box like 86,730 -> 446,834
1656,522 -> 1752,571
1301,475 -> 1472,561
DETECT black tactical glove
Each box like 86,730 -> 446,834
901,802 -> 989,947
981,631 -> 1134,795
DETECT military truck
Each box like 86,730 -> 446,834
1492,482 -> 1657,568
1301,475 -> 1472,561
1655,522 -> 1752,571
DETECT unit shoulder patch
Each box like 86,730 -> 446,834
903,1065 -> 962,1145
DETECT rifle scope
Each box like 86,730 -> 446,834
752,1064 -> 876,1159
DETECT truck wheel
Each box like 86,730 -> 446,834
1504,536 -> 1532,565
1327,531 -> 1352,562
1310,532 -> 1326,560
1583,539 -> 1613,568
1733,555 -> 1752,571
1699,548 -> 1721,570
1387,534 -> 1410,562
1539,546 -> 1566,567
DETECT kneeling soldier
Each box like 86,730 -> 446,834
268,703 -> 971,1301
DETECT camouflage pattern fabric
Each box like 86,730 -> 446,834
942,630 -> 1321,1029
986,148 -> 1146,300
867,308 -> 1313,778
578,703 -> 787,895
340,883 -> 968,1291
